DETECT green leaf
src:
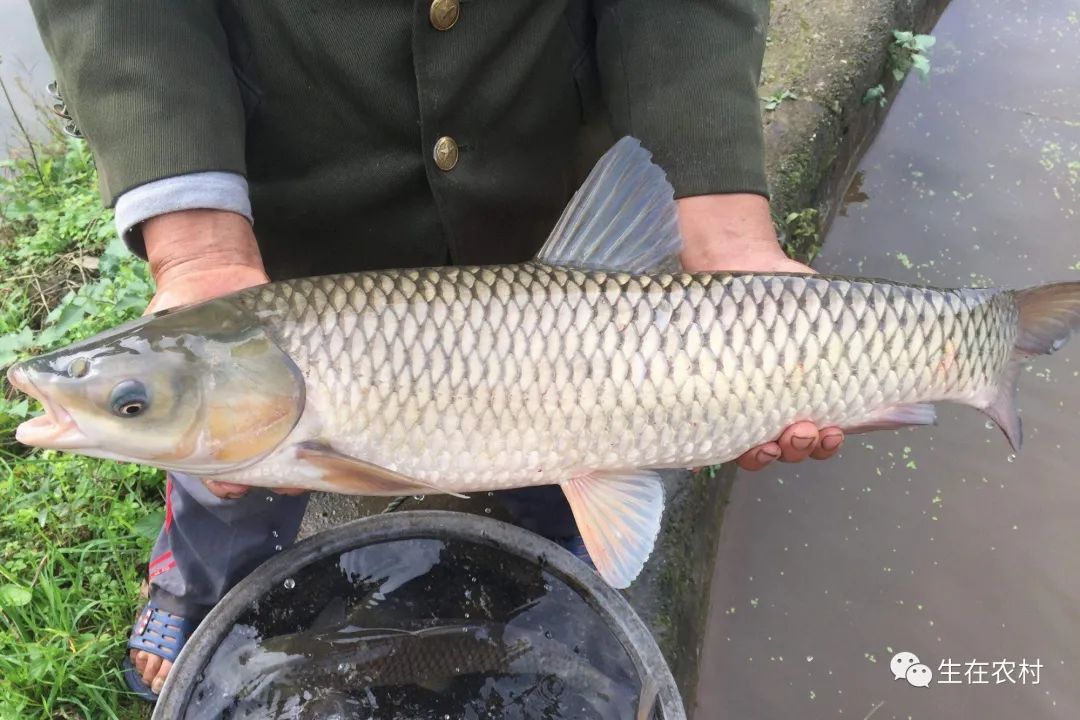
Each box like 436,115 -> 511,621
0,328 -> 34,367
1,398 -> 30,419
911,54 -> 931,78
98,236 -> 131,276
0,584 -> 32,608
913,34 -> 936,50
892,30 -> 914,44
133,509 -> 167,540
862,84 -> 886,105
37,298 -> 90,347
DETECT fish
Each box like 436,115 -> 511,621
7,137 -> 1080,589
229,623 -> 535,696
201,621 -> 644,718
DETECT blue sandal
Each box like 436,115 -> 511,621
122,600 -> 198,703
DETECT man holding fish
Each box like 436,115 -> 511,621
21,0 -> 971,702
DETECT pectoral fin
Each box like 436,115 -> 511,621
294,442 -> 468,499
560,470 -> 665,589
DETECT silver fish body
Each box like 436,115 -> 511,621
10,138 -> 1080,587
229,267 -> 1016,492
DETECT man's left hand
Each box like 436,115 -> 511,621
677,193 -> 845,471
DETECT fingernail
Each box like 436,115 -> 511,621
821,433 -> 842,451
755,448 -> 780,465
152,677 -> 164,694
792,435 -> 815,451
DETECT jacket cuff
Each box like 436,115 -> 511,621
115,172 -> 252,258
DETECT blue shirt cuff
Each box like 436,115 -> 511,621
114,172 -> 252,255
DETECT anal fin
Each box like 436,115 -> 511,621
842,402 -> 938,435
294,442 -> 468,499
559,470 -> 665,589
979,363 -> 1023,452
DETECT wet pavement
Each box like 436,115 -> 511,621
696,1 -> 1080,718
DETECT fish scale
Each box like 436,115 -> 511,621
235,267 -> 1018,491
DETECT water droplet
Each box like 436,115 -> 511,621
412,494 -> 426,501
271,530 -> 279,538
265,495 -> 274,503
283,577 -> 295,589
484,507 -> 491,514
573,645 -> 581,654
985,420 -> 995,430
1006,453 -> 1016,463
274,544 -> 283,552
544,630 -> 553,639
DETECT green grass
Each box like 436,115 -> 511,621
0,134 -> 163,719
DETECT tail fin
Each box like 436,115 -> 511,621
982,282 -> 1080,451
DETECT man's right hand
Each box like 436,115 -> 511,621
142,209 -> 304,499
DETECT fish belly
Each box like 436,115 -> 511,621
242,266 -> 1018,492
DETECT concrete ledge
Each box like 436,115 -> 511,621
299,0 -> 948,710
765,0 -> 949,237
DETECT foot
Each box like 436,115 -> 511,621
124,602 -> 197,702
129,647 -> 173,697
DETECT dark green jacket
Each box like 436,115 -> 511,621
30,1 -> 769,280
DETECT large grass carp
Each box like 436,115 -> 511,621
8,138 -> 1080,588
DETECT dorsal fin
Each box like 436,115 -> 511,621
536,137 -> 683,273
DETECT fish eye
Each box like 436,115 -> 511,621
67,357 -> 90,378
109,380 -> 149,418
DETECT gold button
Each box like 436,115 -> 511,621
433,136 -> 459,171
429,0 -> 460,31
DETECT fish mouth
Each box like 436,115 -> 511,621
7,364 -> 89,449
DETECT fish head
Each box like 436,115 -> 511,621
7,297 -> 305,474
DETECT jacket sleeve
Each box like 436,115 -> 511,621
29,0 -> 247,207
593,0 -> 770,199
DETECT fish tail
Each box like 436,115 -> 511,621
981,282 -> 1080,451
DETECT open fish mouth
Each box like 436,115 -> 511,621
6,364 -> 88,449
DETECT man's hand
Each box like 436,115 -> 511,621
143,210 -> 306,499
677,193 -> 844,471
144,209 -> 270,313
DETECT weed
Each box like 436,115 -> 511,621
862,84 -> 887,108
782,208 -> 822,263
888,30 -> 935,82
1,132 -> 161,719
863,31 -> 934,108
761,88 -> 798,112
